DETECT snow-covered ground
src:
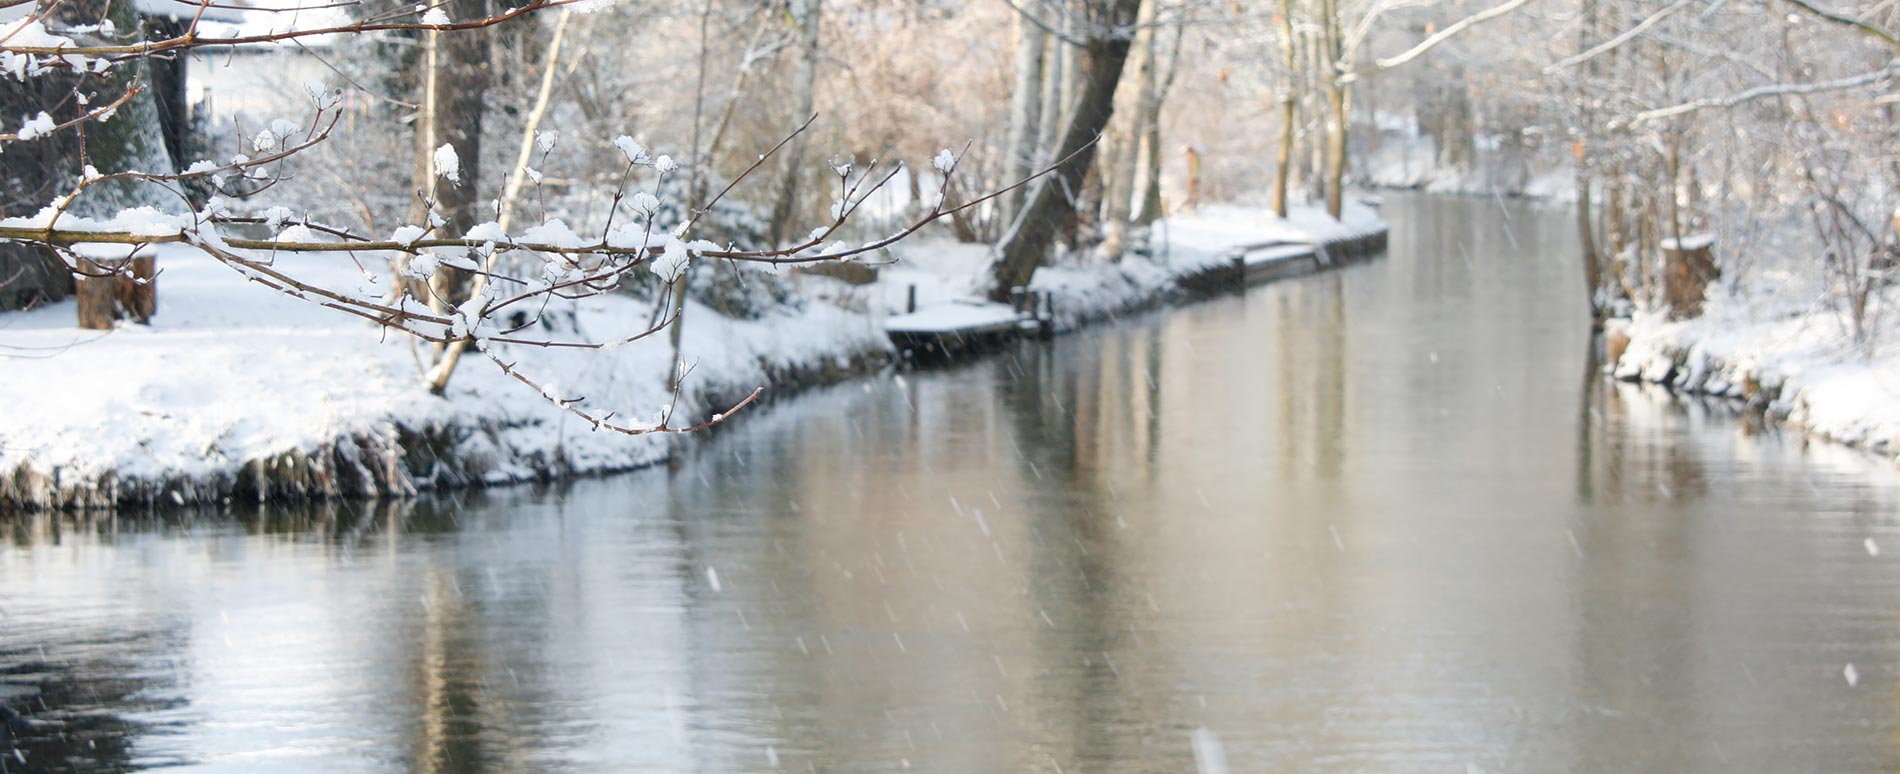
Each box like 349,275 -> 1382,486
878,200 -> 1385,334
0,245 -> 889,508
1610,284 -> 1900,458
0,201 -> 1388,509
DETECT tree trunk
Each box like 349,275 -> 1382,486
1573,0 -> 1614,318
413,19 -> 492,246
1272,96 -> 1297,217
1100,0 -> 1158,261
1577,180 -> 1606,321
1270,0 -> 1298,218
146,17 -> 192,175
1134,10 -> 1184,227
0,67 -> 80,311
1303,31 -> 1327,204
1097,126 -> 1129,259
767,0 -> 823,247
416,8 -> 494,394
1323,81 -> 1348,219
1318,0 -> 1348,221
943,183 -> 983,243
1038,30 -> 1066,162
1132,114 -> 1166,225
987,0 -> 1143,301
1035,0 -> 1083,168
1002,14 -> 1046,224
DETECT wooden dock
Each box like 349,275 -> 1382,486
1174,227 -> 1388,295
885,289 -> 1056,360
887,226 -> 1387,359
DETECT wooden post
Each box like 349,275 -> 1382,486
906,284 -> 917,313
1661,234 -> 1717,320
1184,145 -> 1202,211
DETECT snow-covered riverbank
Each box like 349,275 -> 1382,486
1,201 -> 1388,510
1358,149 -> 1899,465
1609,291 -> 1900,461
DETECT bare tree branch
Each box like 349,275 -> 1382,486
1628,60 -> 1900,123
1543,0 -> 1697,73
1781,0 -> 1900,53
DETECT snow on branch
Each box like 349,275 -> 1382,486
1,0 -> 583,74
1339,0 -> 1539,84
1628,60 -> 1900,123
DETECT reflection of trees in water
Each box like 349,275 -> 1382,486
404,567 -> 496,774
2,634 -> 187,772
994,328 -> 1179,771
1559,336 -> 1900,770
395,546 -> 547,774
1566,351 -> 1699,771
1273,273 -> 1348,482
0,496 -> 549,774
1579,375 -> 1713,508
667,422 -> 823,773
1,509 -> 254,773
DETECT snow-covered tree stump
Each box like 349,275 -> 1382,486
1662,233 -> 1718,320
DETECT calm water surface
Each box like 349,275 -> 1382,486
6,195 -> 1900,772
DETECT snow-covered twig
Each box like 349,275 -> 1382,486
1628,60 -> 1900,123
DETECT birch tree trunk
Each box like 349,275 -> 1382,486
1038,29 -> 1066,162
1041,1 -> 1086,163
1099,0 -> 1157,261
1002,14 -> 1046,224
1133,18 -> 1183,227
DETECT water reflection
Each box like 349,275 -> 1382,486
4,195 -> 1900,772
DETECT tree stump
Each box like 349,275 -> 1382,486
1662,234 -> 1717,320
75,254 -> 156,329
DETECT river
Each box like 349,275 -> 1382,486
4,194 -> 1899,772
